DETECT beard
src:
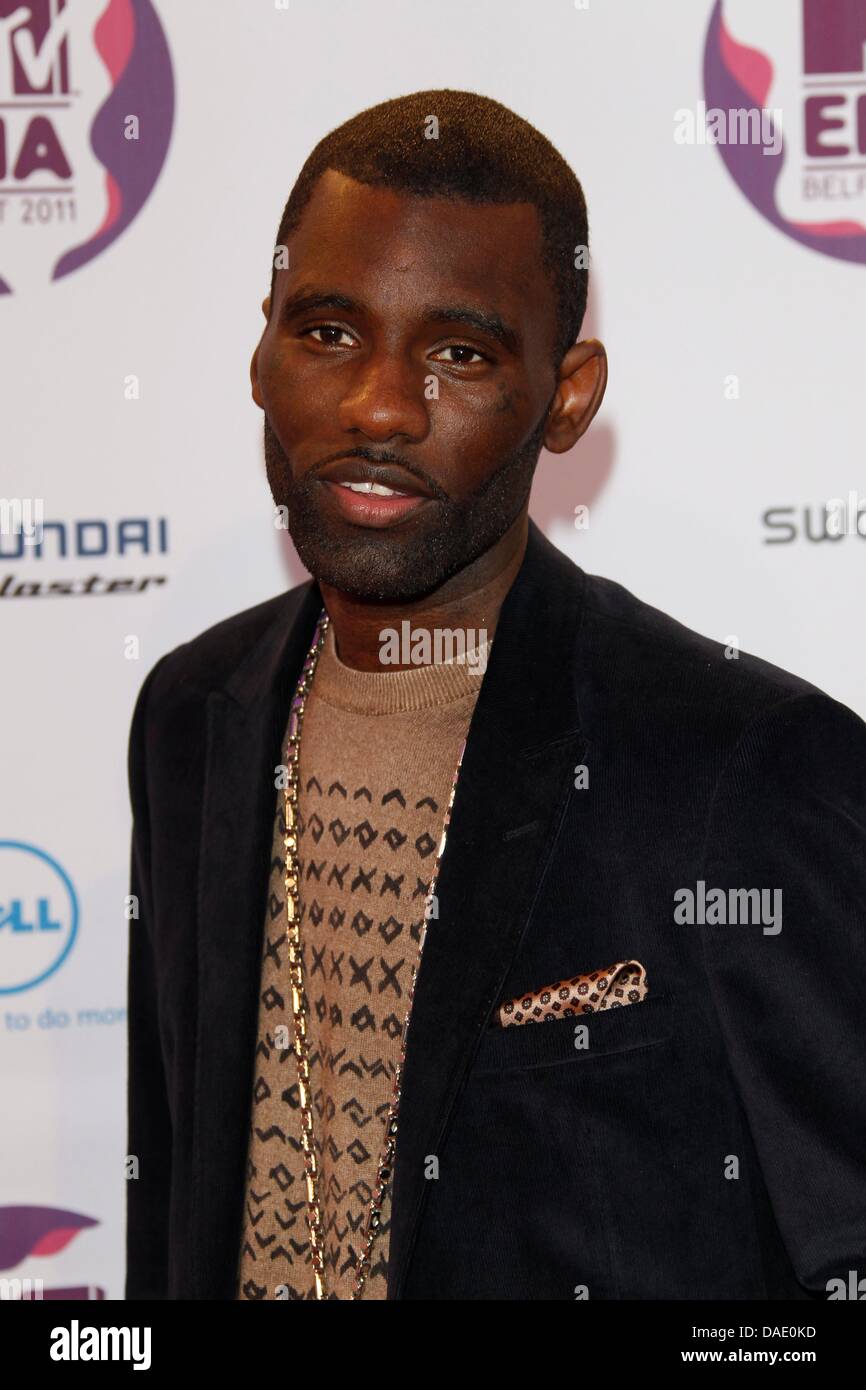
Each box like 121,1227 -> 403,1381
264,408 -> 549,603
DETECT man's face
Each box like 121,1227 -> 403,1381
252,170 -> 562,601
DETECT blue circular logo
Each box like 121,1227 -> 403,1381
0,841 -> 79,994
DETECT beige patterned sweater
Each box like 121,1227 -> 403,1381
236,584 -> 512,1299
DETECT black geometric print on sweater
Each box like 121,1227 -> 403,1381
236,772 -> 445,1299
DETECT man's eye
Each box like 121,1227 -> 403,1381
304,325 -> 357,348
432,345 -> 487,365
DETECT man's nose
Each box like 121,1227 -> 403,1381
336,353 -> 430,443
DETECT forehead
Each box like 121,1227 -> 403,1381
278,170 -> 557,349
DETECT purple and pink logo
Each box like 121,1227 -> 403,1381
0,0 -> 173,293
0,1205 -> 104,1298
704,0 -> 866,262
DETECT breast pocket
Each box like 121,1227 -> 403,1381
471,992 -> 676,1074
417,991 -> 680,1297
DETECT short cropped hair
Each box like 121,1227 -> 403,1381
269,88 -> 589,363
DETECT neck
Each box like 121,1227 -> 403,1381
317,509 -> 529,672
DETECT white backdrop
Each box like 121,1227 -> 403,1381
2,0 -> 863,1300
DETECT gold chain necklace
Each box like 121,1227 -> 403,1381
282,606 -> 468,1299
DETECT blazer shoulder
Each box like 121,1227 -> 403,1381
142,579 -> 314,712
577,568 -> 849,736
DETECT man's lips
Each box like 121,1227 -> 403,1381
315,457 -> 437,529
320,479 -> 433,528
317,457 -> 434,498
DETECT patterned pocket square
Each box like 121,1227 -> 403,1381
496,959 -> 649,1028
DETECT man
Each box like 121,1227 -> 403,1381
126,89 -> 866,1301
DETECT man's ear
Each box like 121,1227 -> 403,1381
543,339 -> 608,454
249,296 -> 270,409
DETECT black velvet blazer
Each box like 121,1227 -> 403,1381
126,519 -> 866,1299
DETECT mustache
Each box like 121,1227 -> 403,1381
309,445 -> 446,500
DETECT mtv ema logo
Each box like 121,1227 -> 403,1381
0,0 -> 173,293
704,0 -> 866,261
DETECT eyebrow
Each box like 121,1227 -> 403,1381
280,285 -> 521,355
280,287 -> 359,319
420,304 -> 520,355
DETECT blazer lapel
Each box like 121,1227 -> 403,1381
387,520 -> 587,1297
190,577 -> 324,1298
